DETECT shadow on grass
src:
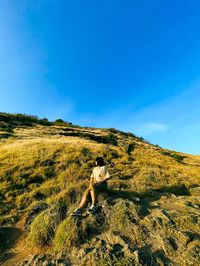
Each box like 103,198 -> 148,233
102,184 -> 191,218
0,227 -> 22,264
106,183 -> 190,201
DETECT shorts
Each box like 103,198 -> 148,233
83,181 -> 108,202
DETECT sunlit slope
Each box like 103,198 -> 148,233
0,113 -> 200,265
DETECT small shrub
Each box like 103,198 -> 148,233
0,127 -> 13,133
38,118 -> 52,126
53,217 -> 79,251
126,143 -> 135,155
160,150 -> 171,156
0,133 -> 13,139
171,153 -> 185,162
27,210 -> 54,247
54,213 -> 105,251
53,119 -> 72,127
120,131 -> 136,138
110,151 -> 119,159
55,119 -> 64,123
104,134 -> 118,146
108,128 -> 119,134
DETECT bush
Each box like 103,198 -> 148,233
38,118 -> 52,126
108,128 -> 119,134
119,131 -> 136,138
14,113 -> 38,123
0,112 -> 72,128
27,210 -> 54,247
0,127 -> 13,133
53,217 -> 79,251
126,143 -> 135,155
171,153 -> 185,162
53,119 -> 73,127
55,119 -> 64,123
53,213 -> 105,251
0,133 -> 13,139
110,150 -> 119,159
160,150 -> 171,156
104,134 -> 118,146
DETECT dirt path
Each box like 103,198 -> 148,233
0,217 -> 29,266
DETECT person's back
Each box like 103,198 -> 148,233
91,165 -> 110,184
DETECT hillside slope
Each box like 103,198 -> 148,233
0,113 -> 200,265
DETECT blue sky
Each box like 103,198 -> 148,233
0,0 -> 200,155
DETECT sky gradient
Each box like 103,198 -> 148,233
0,0 -> 200,154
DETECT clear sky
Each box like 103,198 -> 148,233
0,0 -> 200,155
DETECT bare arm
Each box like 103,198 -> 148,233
90,176 -> 94,184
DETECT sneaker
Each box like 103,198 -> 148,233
71,208 -> 82,216
87,205 -> 97,214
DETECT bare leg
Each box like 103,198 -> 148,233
78,196 -> 88,209
78,188 -> 90,209
89,186 -> 96,205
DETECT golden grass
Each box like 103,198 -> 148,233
0,124 -> 200,265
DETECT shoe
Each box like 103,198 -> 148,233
87,205 -> 97,214
71,208 -> 82,216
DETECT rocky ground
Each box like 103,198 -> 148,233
1,190 -> 200,266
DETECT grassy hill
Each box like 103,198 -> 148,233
0,112 -> 200,265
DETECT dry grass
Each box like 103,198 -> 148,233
0,123 -> 200,265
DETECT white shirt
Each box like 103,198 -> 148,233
90,166 -> 110,183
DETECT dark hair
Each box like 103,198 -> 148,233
96,157 -> 105,166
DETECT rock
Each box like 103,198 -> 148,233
24,202 -> 48,231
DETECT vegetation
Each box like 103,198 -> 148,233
0,112 -> 74,129
0,112 -> 200,265
171,153 -> 185,162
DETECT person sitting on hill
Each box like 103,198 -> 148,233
71,157 -> 110,216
